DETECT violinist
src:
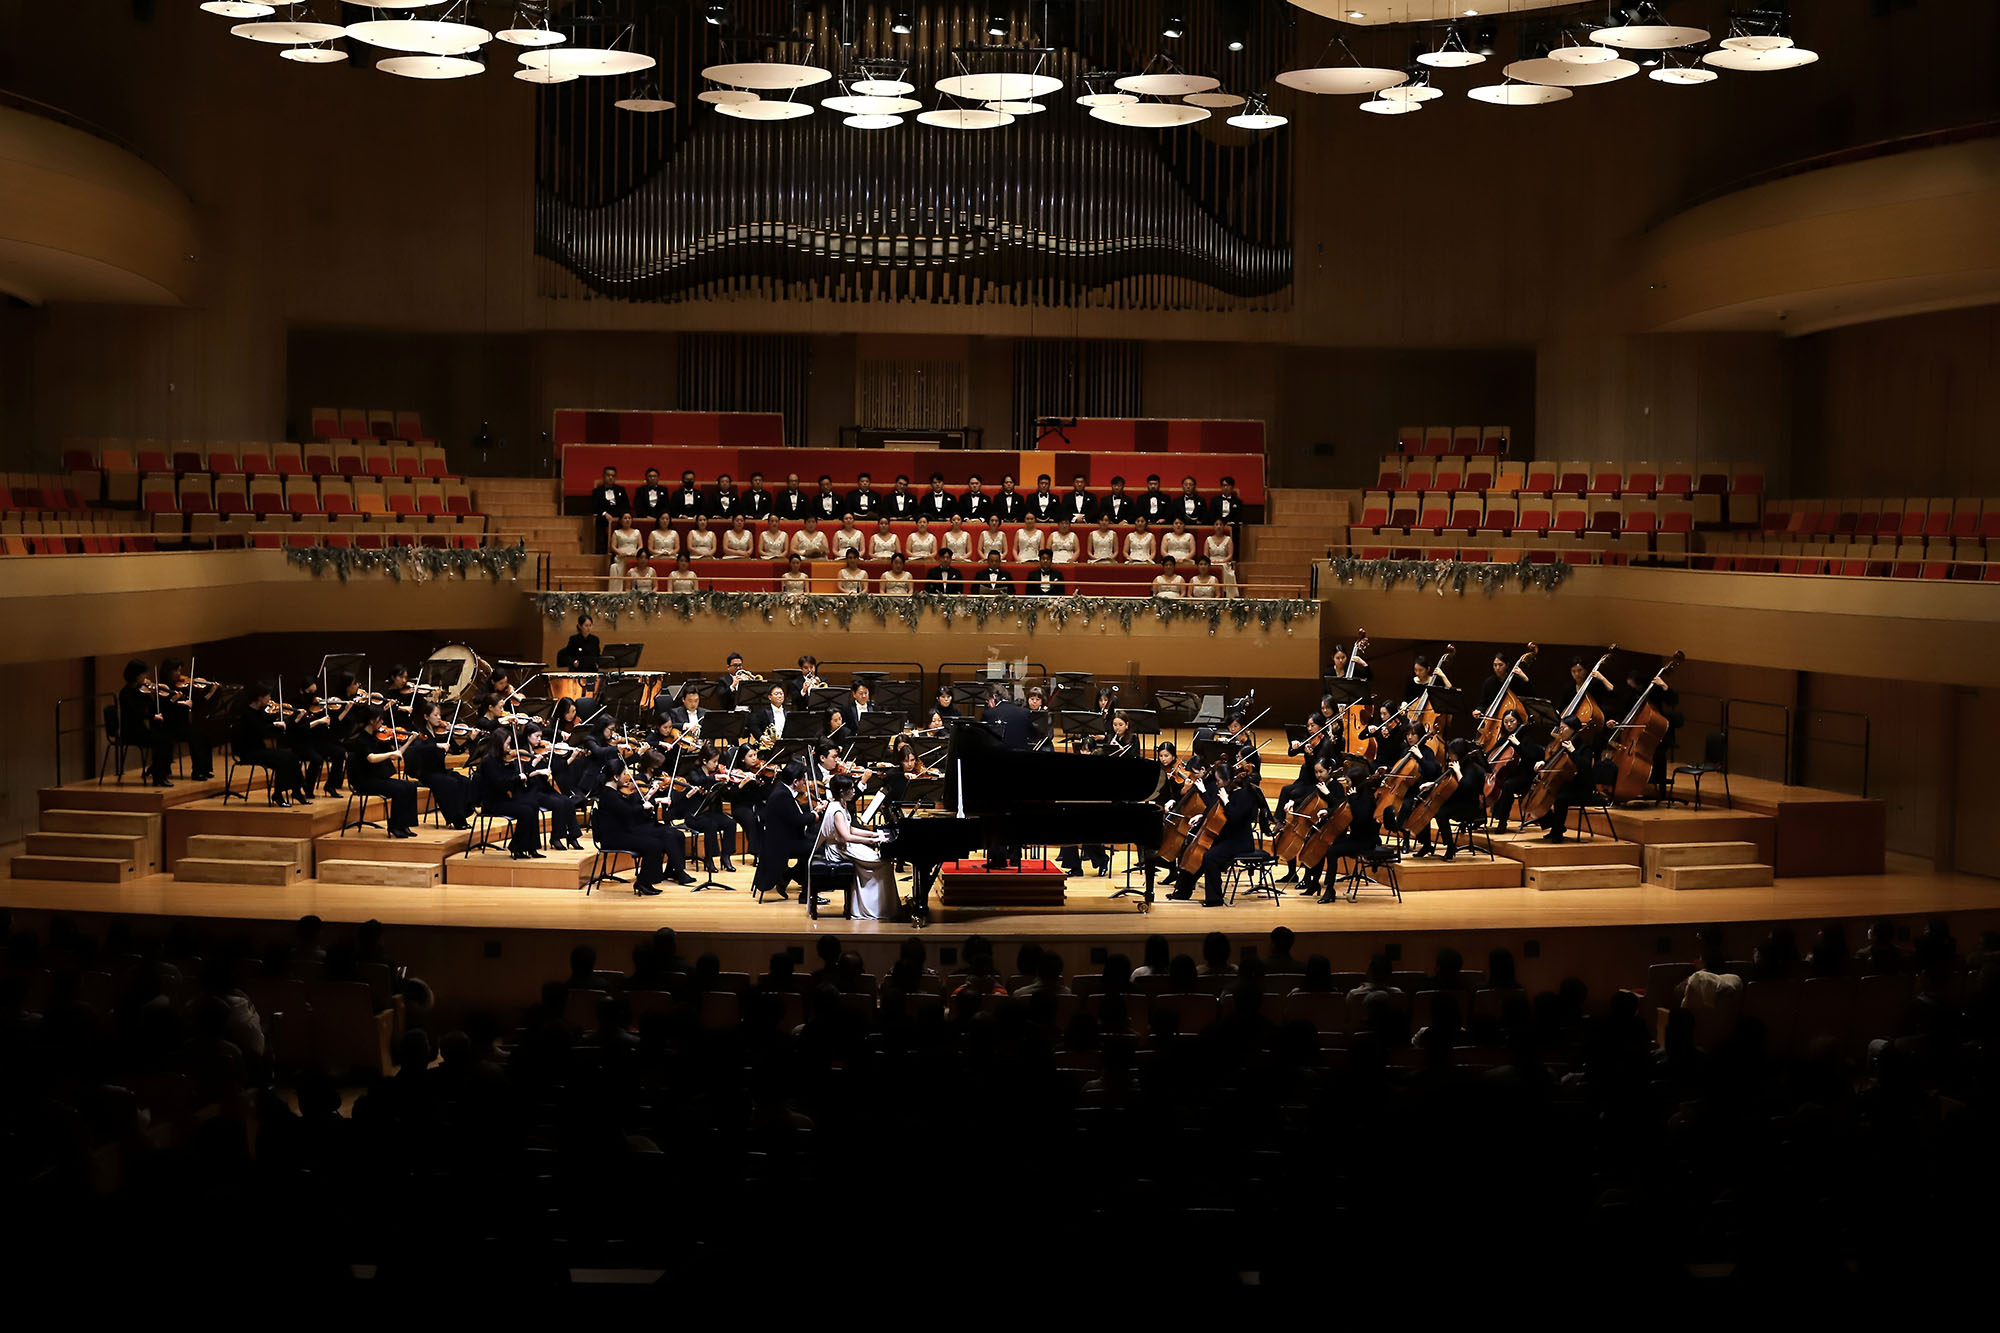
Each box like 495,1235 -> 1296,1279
383,665 -> 417,712
230,683 -> 307,806
344,703 -> 420,837
521,728 -> 586,851
557,614 -> 600,671
117,659 -> 178,787
1484,709 -> 1538,832
933,683 -> 961,720
156,657 -> 217,781
473,730 -> 543,860
1164,753 -> 1261,907
1417,738 -> 1488,861
753,763 -> 820,904
670,750 -> 741,874
1311,763 -> 1382,903
405,698 -> 475,830
1290,695 -> 1343,778
289,678 -> 339,797
322,672 -> 365,794
1150,740 -> 1184,805
1531,717 -> 1598,843
592,767 -> 669,896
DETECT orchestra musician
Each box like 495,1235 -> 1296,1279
817,773 -> 897,920
557,615 -> 599,671
1164,753 -> 1262,908
669,749 -> 741,874
288,678 -> 339,797
1311,763 -> 1382,903
1404,655 -> 1454,700
405,698 -> 475,829
1532,716 -> 1600,844
1383,723 -> 1444,853
117,659 -> 178,787
749,682 -> 792,740
593,767 -> 673,896
1625,666 -> 1683,794
156,657 -> 217,781
472,731 -> 544,860
1417,738 -> 1489,861
230,683 -> 307,806
343,703 -> 420,837
1329,639 -> 1371,682
753,764 -> 820,904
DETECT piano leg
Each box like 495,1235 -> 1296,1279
907,859 -> 938,927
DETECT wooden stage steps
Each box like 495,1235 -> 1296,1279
19,776 -> 230,882
1711,776 -> 1885,877
317,823 -> 511,889
1645,841 -> 1775,890
1489,829 -> 1642,891
444,844 -> 632,890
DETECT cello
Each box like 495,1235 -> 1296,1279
1178,742 -> 1269,876
1405,747 -> 1465,839
1604,650 -> 1685,803
1476,644 -> 1539,751
1372,718 -> 1441,822
1298,776 -> 1359,871
1272,780 -> 1330,863
1156,771 -> 1209,867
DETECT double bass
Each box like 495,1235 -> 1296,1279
1412,644 -> 1457,745
1476,644 -> 1539,750
1604,650 -> 1685,803
1339,629 -> 1373,757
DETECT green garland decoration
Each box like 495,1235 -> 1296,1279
530,590 -> 1320,636
1328,554 -> 1570,597
284,540 -> 531,584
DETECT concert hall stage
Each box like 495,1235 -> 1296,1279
5,774 -> 1988,1023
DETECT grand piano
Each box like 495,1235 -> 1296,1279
886,718 -> 1167,922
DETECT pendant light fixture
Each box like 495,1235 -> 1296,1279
1590,3 -> 1708,51
1416,23 -> 1484,68
1225,95 -> 1286,131
1277,35 -> 1405,95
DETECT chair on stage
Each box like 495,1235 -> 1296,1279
1224,848 -> 1279,903
1672,731 -> 1730,809
1335,847 -> 1402,903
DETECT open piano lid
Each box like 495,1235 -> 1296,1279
944,716 -> 1161,813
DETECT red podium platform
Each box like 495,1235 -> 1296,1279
938,858 -> 1068,910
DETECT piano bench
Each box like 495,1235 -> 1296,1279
804,859 -> 857,921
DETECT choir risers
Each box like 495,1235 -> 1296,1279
37,775 -> 229,817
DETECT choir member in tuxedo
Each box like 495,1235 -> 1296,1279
230,683 -> 307,805
992,475 -> 1025,520
974,551 -> 1014,594
773,473 -> 809,519
1100,478 -> 1134,524
925,550 -> 965,594
811,475 -> 843,520
846,471 -> 881,518
591,467 -> 629,553
1139,474 -> 1171,523
1174,476 -> 1207,526
633,468 -> 669,522
1027,475 -> 1059,523
741,472 -> 773,519
885,475 -> 918,517
921,473 -> 958,521
1211,476 -> 1246,532
1027,552 -> 1064,596
960,474 -> 993,521
1062,474 -> 1096,524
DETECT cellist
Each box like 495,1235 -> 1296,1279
1382,722 -> 1444,853
1312,762 -> 1382,903
1278,756 -> 1336,887
1529,716 -> 1600,843
1414,738 -> 1488,861
1484,709 -> 1538,832
1163,754 -> 1262,908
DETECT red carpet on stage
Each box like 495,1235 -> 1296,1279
937,858 -> 1068,909
940,859 -> 1064,876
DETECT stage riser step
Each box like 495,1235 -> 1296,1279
313,823 -> 504,866
1659,863 -> 1774,890
173,857 -> 300,885
318,860 -> 442,888
184,834 -> 313,874
10,855 -> 137,883
1526,864 -> 1643,891
37,776 -> 231,817
1492,836 -> 1643,869
1642,841 -> 1761,879
444,848 -> 629,890
41,809 -> 158,839
1390,860 -> 1524,891
26,832 -> 155,871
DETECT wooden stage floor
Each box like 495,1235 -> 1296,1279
3,853 -> 1996,942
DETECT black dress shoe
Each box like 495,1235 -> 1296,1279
1166,890 -> 1193,901
274,795 -> 292,808
670,871 -> 699,886
1277,869 -> 1300,884
151,780 -> 174,789
192,772 -> 213,781
634,883 -> 662,897
719,860 -> 736,872
529,851 -> 547,860
389,827 -> 416,839
511,851 -> 532,861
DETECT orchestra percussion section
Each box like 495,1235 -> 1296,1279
1,0 -> 1998,1298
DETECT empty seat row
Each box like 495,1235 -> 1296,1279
140,473 -> 473,518
1358,491 -> 1721,536
167,512 -> 491,551
1762,496 -> 2000,540
1699,534 -> 1997,581
1375,455 -> 1765,498
1393,425 -> 1511,456
0,473 -> 89,514
1,511 -> 157,555
1341,531 -> 1671,567
63,439 -> 453,480
307,407 -> 429,443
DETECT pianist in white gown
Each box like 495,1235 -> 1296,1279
817,773 -> 898,919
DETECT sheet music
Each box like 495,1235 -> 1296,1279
859,790 -> 886,824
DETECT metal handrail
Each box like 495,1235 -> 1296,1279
1800,706 -> 1873,798
1721,697 -> 1793,785
53,691 -> 116,787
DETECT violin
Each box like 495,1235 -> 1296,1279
1475,643 -> 1539,751
1603,650 -> 1684,803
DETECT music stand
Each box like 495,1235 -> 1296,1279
318,653 -> 368,687
873,679 -> 921,713
848,670 -> 889,686
1028,710 -> 1057,751
807,686 -> 851,713
1517,696 -> 1564,729
856,711 -> 908,737
594,676 -> 648,730
597,643 -> 643,670
1058,710 -> 1106,746
1323,679 -> 1372,709
948,681 -> 990,709
1420,687 -> 1469,717
1151,690 -> 1202,725
732,680 -> 776,709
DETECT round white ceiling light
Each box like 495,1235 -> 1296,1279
1359,97 -> 1422,115
1590,22 -> 1708,50
231,20 -> 348,43
1076,91 -> 1138,107
1649,64 -> 1716,84
852,78 -> 915,96
1274,66 -> 1406,95
717,99 -> 814,120
936,72 -> 1062,100
823,94 -> 923,114
1088,102 -> 1209,127
1701,46 -> 1819,72
985,100 -> 1046,115
523,47 -> 656,76
843,114 -> 904,129
1503,56 -> 1639,86
702,61 -> 831,90
1183,90 -> 1246,108
1467,82 -> 1573,105
378,53 -> 483,78
514,66 -> 575,84
280,45 -> 348,63
615,96 -> 676,112
1547,43 -> 1619,64
1226,110 -> 1287,130
916,108 -> 1015,129
346,19 -> 491,53
201,2 -> 276,17
699,88 -> 758,104
1113,72 -> 1219,96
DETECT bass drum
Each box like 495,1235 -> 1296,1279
423,644 -> 493,702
